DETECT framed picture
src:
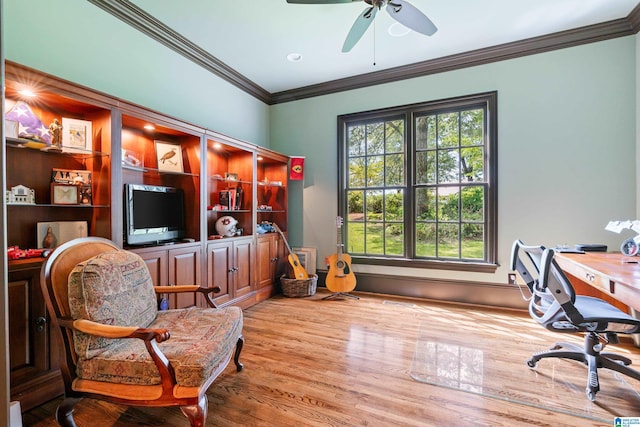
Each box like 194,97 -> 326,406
61,118 -> 92,153
225,172 -> 239,181
51,184 -> 79,205
51,168 -> 92,185
155,141 -> 184,173
37,221 -> 88,249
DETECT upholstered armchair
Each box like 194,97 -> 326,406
40,237 -> 244,426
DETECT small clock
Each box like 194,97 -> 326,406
620,237 -> 639,256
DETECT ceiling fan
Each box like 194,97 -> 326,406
286,0 -> 438,53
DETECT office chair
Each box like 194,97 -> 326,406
510,241 -> 640,401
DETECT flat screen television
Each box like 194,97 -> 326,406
124,183 -> 186,245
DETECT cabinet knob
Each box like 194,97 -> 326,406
35,316 -> 47,333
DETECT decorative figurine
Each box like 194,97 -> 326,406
48,119 -> 63,151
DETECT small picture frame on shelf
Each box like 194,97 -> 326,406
61,118 -> 92,153
155,141 -> 184,173
5,119 -> 18,139
225,172 -> 239,181
51,168 -> 92,185
51,183 -> 79,205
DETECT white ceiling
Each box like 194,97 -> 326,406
129,0 -> 639,94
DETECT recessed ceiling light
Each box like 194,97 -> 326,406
388,22 -> 410,37
143,124 -> 155,131
18,89 -> 37,97
287,53 -> 303,62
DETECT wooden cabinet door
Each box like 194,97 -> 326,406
8,263 -> 64,411
233,238 -> 254,298
256,234 -> 276,289
275,233 -> 287,281
138,249 -> 169,287
168,246 -> 202,308
8,267 -> 48,384
208,241 -> 233,306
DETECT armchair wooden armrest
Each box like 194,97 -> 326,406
63,318 -> 176,395
72,319 -> 170,342
154,285 -> 222,308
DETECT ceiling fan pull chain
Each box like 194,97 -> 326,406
373,18 -> 377,66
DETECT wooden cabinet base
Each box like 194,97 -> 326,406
11,370 -> 64,412
255,285 -> 275,303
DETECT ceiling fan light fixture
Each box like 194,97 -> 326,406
287,52 -> 303,62
388,22 -> 410,37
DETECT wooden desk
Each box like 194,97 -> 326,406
555,251 -> 640,314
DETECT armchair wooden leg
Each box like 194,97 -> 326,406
181,394 -> 208,427
234,335 -> 244,372
56,397 -> 81,427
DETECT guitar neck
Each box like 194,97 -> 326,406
336,225 -> 343,260
273,223 -> 294,255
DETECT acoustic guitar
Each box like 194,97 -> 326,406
326,217 -> 356,293
273,223 -> 309,280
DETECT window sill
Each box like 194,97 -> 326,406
350,256 -> 499,273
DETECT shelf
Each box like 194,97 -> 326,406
209,176 -> 252,186
208,209 -> 251,214
258,210 -> 286,213
123,164 -> 199,178
258,182 -> 285,188
6,137 -> 109,157
7,203 -> 110,208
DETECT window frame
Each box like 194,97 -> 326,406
337,92 -> 498,273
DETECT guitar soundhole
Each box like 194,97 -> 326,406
336,260 -> 345,269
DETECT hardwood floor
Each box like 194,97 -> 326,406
22,290 -> 640,427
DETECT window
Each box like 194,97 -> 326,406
338,92 -> 497,272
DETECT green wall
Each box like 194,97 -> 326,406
270,36 -> 637,284
5,0 -> 270,147
4,1 -> 637,285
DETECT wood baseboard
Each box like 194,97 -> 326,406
316,270 -> 527,310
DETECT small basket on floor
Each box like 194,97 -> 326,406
280,274 -> 318,297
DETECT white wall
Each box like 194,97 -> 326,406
4,0 -> 270,147
271,36 -> 637,284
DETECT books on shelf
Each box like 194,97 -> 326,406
219,190 -> 230,210
218,186 -> 243,210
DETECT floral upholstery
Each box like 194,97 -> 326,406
68,250 -> 158,359
68,249 -> 243,387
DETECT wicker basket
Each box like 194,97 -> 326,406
280,274 -> 318,297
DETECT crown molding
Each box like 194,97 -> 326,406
628,2 -> 640,32
271,17 -> 636,103
88,0 -> 639,105
87,0 -> 272,104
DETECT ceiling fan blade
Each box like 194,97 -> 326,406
342,6 -> 377,53
386,0 -> 437,36
286,0 -> 360,4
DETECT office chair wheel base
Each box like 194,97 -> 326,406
586,389 -> 597,402
526,359 -> 537,369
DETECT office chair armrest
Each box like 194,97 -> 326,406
540,248 -> 585,324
